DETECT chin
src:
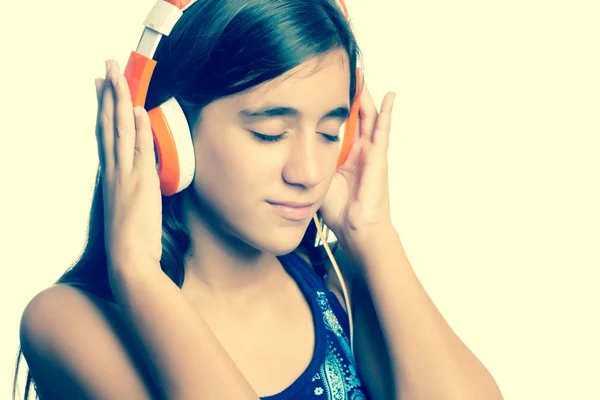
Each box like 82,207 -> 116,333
261,235 -> 306,256
250,223 -> 311,256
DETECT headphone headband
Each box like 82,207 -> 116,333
123,0 -> 360,195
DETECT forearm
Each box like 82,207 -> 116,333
344,225 -> 503,400
108,262 -> 258,400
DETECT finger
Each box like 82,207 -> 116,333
99,60 -> 116,178
94,78 -> 106,167
358,84 -> 378,143
95,78 -> 104,105
372,92 -> 397,152
133,106 -> 157,172
111,63 -> 136,175
340,134 -> 365,169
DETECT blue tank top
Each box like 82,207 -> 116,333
259,251 -> 369,400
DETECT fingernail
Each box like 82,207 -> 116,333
105,60 -> 111,75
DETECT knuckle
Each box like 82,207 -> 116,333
134,145 -> 143,159
114,172 -> 129,189
100,113 -> 112,129
115,121 -> 130,136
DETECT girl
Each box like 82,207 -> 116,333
14,0 -> 503,399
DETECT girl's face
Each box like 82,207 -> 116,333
187,48 -> 351,255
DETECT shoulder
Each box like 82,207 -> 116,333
19,284 -> 158,399
20,284 -> 121,349
21,283 -> 117,327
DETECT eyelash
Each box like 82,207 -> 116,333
250,131 -> 340,143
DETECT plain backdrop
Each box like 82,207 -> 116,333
2,1 -> 599,399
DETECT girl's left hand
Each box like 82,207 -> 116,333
319,86 -> 397,247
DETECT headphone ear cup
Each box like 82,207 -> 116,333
147,97 -> 196,196
337,69 -> 361,169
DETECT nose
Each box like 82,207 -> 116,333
282,133 -> 326,189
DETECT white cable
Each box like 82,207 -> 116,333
312,214 -> 354,356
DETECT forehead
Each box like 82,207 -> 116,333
233,49 -> 351,113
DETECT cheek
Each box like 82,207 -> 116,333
192,130 -> 280,206
319,146 -> 341,181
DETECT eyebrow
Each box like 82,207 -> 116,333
239,105 -> 350,121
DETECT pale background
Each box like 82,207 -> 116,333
2,0 -> 599,399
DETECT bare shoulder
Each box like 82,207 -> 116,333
19,284 -> 159,399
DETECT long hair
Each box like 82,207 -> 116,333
12,0 -> 362,398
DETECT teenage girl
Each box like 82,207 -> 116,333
14,0 -> 503,399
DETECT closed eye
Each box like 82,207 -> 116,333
250,131 -> 285,142
250,131 -> 340,143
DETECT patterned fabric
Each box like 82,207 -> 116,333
260,252 -> 369,400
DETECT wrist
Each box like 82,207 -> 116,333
337,222 -> 400,263
341,221 -> 397,249
108,256 -> 162,277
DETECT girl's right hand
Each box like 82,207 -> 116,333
94,60 -> 163,271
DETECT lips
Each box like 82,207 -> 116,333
267,200 -> 316,221
267,201 -> 316,208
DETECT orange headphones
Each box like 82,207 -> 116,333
123,0 -> 361,196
